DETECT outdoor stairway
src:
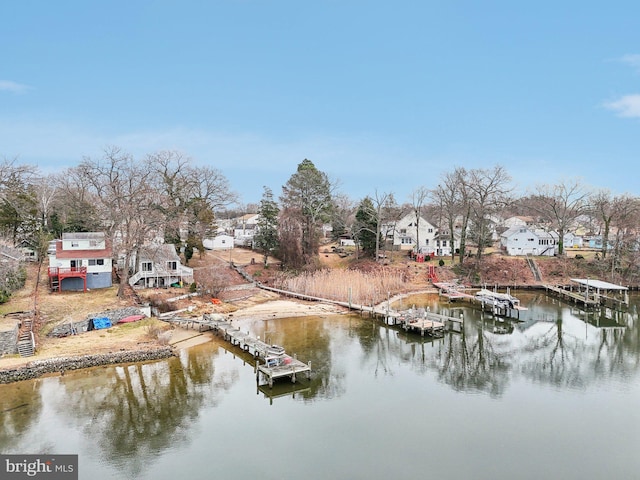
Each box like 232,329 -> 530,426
17,318 -> 35,357
526,256 -> 543,283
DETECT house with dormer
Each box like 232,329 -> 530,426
128,243 -> 193,288
383,212 -> 437,253
48,232 -> 113,292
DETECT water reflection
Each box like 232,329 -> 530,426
0,381 -> 43,449
388,291 -> 640,395
72,345 -> 234,476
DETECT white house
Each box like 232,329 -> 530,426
502,216 -> 536,229
434,231 -> 461,257
234,213 -> 260,246
48,232 -> 113,292
203,233 -> 234,250
500,227 -> 558,256
128,244 -> 193,288
384,212 -> 437,253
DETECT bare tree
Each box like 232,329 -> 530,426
431,167 -> 471,263
530,179 -> 590,255
466,166 -> 513,260
75,146 -> 161,297
590,190 -> 638,260
146,151 -> 237,262
409,186 -> 429,254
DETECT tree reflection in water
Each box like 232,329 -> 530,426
0,381 -> 43,452
53,345 -> 235,477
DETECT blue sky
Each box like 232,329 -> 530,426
2,1 -> 639,205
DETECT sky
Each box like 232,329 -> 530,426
2,1 -> 640,205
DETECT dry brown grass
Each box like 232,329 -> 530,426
275,268 -> 408,306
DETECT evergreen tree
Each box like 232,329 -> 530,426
354,197 -> 378,257
280,159 -> 333,266
254,186 -> 280,266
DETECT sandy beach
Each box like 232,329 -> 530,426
166,298 -> 348,350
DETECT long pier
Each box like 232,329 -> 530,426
205,314 -> 312,387
162,313 -> 312,388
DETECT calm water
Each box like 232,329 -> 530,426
1,292 -> 639,480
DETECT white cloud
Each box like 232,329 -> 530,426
603,94 -> 640,118
0,80 -> 31,93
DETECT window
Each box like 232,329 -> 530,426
428,228 -> 433,233
71,241 -> 79,248
97,259 -> 104,266
70,259 -> 82,268
142,262 -> 152,272
400,229 -> 407,234
89,259 -> 96,266
168,261 -> 177,271
89,240 -> 97,247
401,237 -> 413,244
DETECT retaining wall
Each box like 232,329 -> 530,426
0,323 -> 19,355
0,346 -> 175,384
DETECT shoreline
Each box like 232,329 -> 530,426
0,298 -> 352,384
0,346 -> 175,384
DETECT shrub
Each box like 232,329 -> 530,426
439,259 -> 445,267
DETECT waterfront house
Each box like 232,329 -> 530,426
383,212 -> 437,253
500,226 -> 558,256
48,232 -> 113,292
128,243 -> 193,288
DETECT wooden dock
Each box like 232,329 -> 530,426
381,308 -> 464,336
202,314 -> 312,388
544,284 -> 600,307
545,279 -> 629,309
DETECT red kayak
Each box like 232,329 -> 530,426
118,314 -> 145,324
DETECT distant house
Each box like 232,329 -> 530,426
234,213 -> 260,246
339,235 -> 356,247
384,212 -> 437,253
434,231 -> 461,257
48,232 -> 113,292
203,233 -> 234,250
502,216 -> 536,229
128,244 -> 193,288
500,227 -> 557,256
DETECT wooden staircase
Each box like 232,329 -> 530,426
526,256 -> 543,283
17,317 -> 35,357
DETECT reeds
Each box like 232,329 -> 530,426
275,268 -> 406,306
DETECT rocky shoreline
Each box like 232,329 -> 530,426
0,346 -> 175,384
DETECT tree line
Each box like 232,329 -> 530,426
2,151 -> 640,296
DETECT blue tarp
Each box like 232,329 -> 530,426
91,317 -> 112,330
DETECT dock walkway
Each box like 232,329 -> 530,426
162,314 -> 312,388
206,314 -> 312,388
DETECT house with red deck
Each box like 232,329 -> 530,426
48,232 -> 113,292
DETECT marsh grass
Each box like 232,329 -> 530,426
276,269 -> 407,306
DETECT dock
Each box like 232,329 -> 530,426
544,279 -> 629,309
433,282 -> 475,301
381,307 -> 464,336
163,313 -> 312,388
203,314 -> 312,388
432,282 -> 527,320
